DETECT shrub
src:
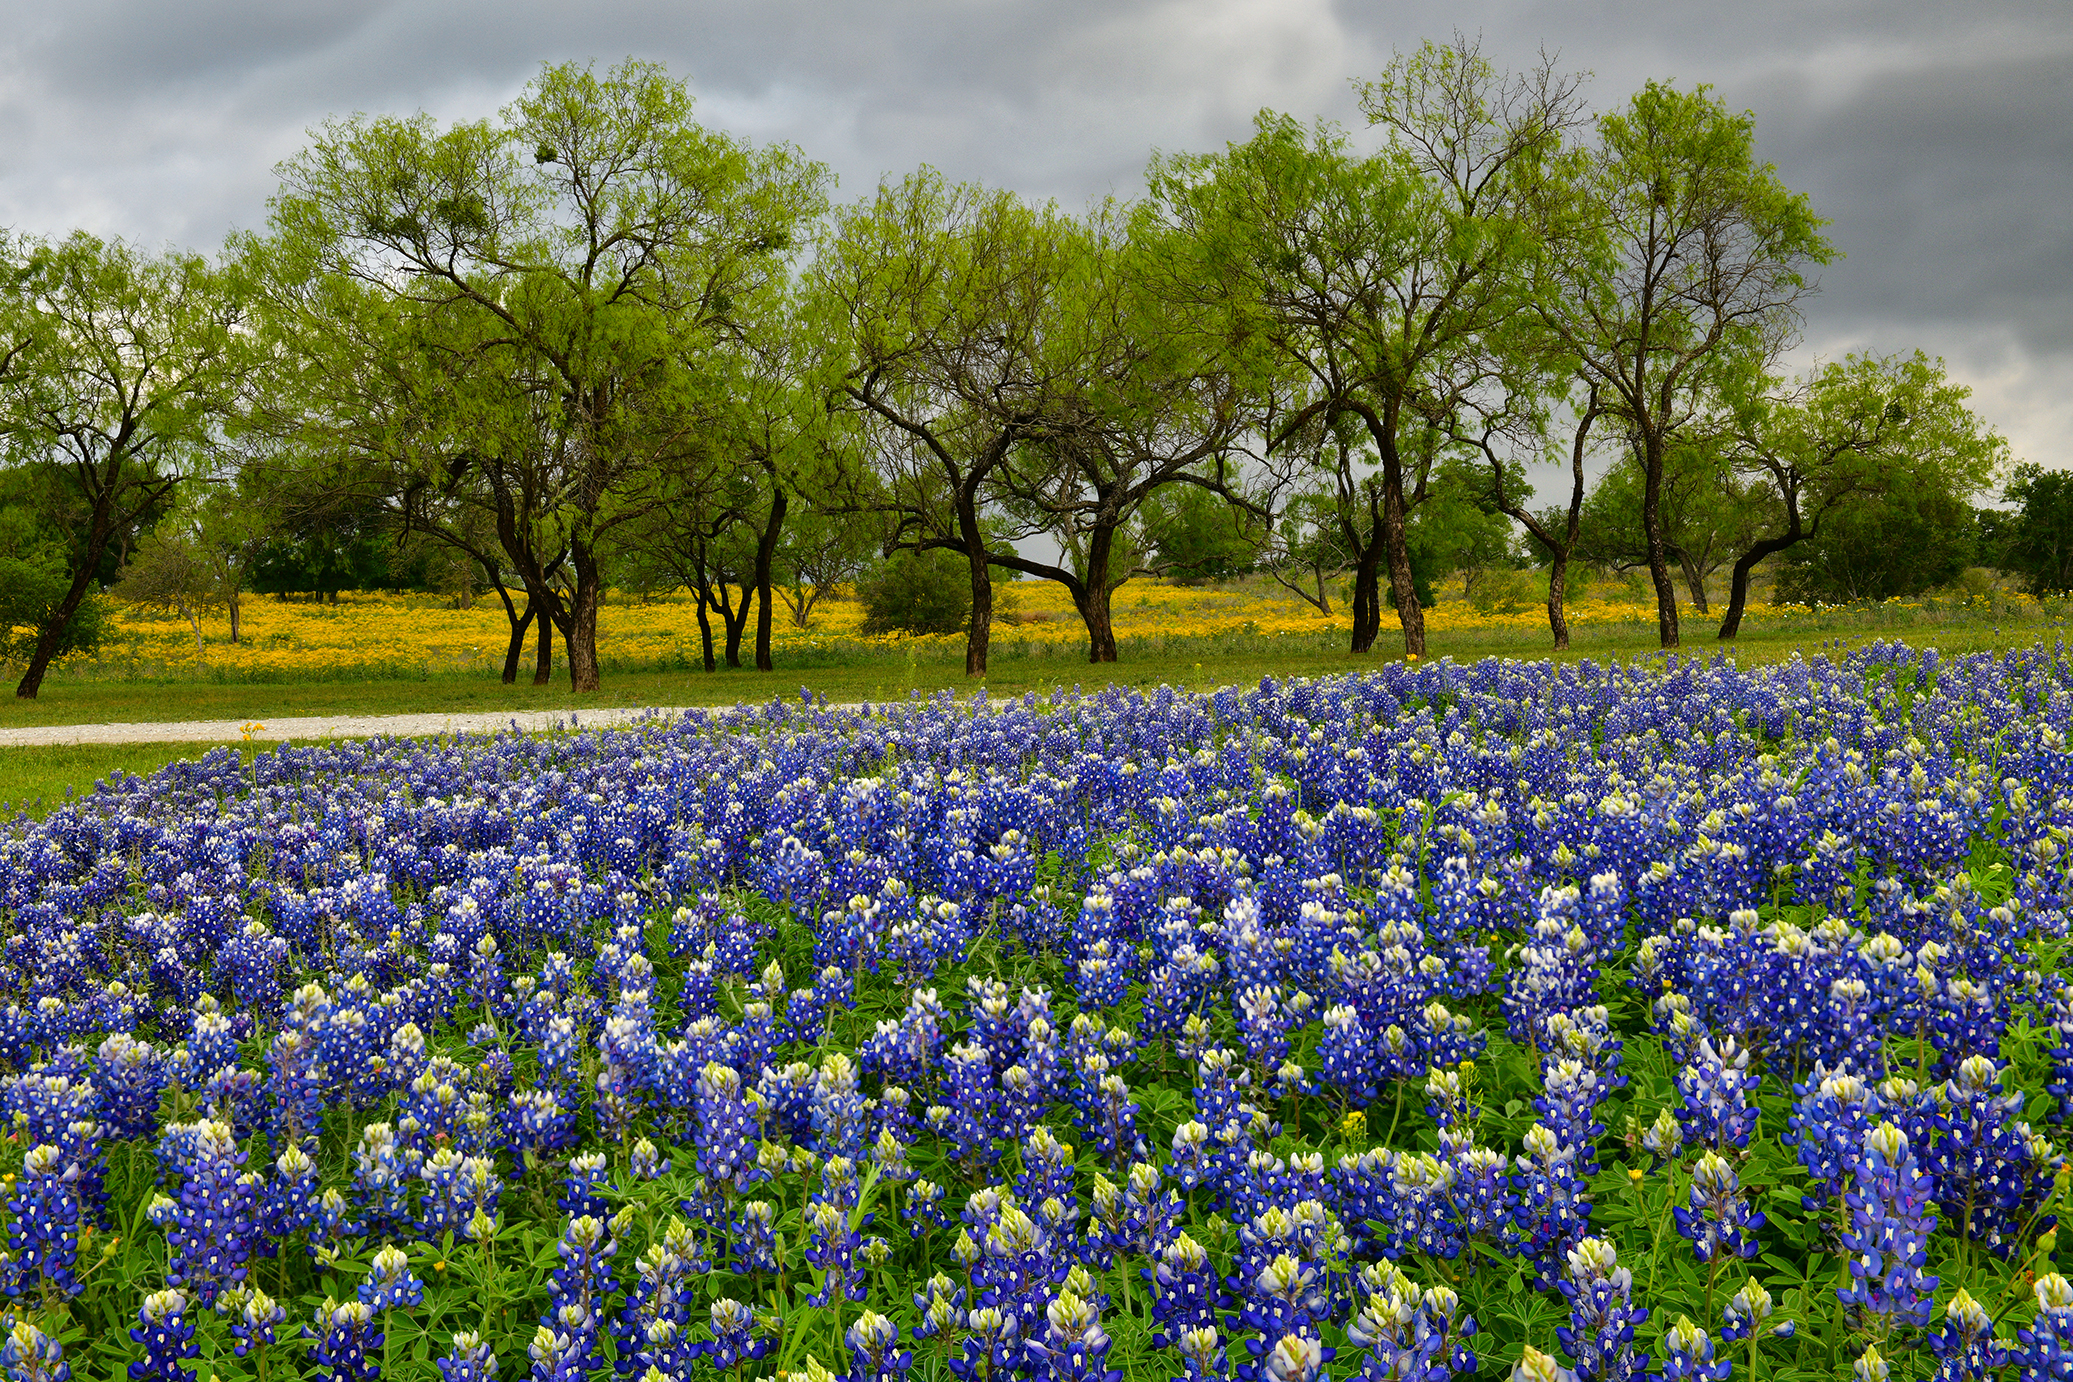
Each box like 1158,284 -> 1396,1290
857,548 -> 971,635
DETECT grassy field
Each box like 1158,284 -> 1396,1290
5,577 -> 2067,819
0,741 -> 264,819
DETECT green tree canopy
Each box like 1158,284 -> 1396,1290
1986,463 -> 2073,597
260,58 -> 829,690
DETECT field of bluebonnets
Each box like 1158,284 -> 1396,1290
5,643 -> 2073,1382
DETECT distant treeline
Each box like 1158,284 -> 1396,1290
6,41 -> 2062,700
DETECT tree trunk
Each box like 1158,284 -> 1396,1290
1678,549 -> 1710,614
722,585 -> 751,668
1382,497 -> 1427,657
1640,434 -> 1681,648
1349,546 -> 1384,654
1718,533 -> 1798,641
1376,419 -> 1428,659
566,541 -> 602,692
753,487 -> 787,673
227,590 -> 242,645
502,603 -> 535,683
14,563 -> 100,699
485,562 -> 525,685
1547,553 -> 1571,651
955,492 -> 992,677
694,587 -> 717,672
533,597 -> 555,685
1076,524 -> 1120,663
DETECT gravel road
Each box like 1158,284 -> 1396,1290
0,707 -> 704,748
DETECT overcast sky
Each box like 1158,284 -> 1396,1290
2,0 -> 2068,488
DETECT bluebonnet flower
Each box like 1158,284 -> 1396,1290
1719,1280 -> 1792,1346
1836,1122 -> 1939,1335
2,1318 -> 68,1382
528,1322 -> 587,1382
507,1088 -> 578,1162
630,1137 -> 670,1181
1236,1254 -> 1336,1382
948,1305 -> 1021,1382
1931,1054 -> 2056,1258
1535,1060 -> 1608,1175
940,1043 -> 999,1171
1236,986 -> 1293,1075
1675,1038 -> 1761,1153
1345,1264 -> 1478,1382
1509,1124 -> 1592,1292
913,1272 -> 966,1344
1511,1345 -> 1578,1382
1926,1286 -> 2008,1380
1170,1325 -> 1231,1382
304,1299 -> 383,1382
416,1148 -> 470,1242
359,1243 -> 426,1311
1424,1068 -> 1477,1132
436,1331 -> 498,1382
1673,1152 -> 1764,1265
1554,1239 -> 1648,1382
1026,1288 -> 1118,1382
1785,1068 -> 1881,1213
1656,1317 -> 1729,1382
693,1062 -> 762,1201
227,1287 -> 287,1357
704,1297 -> 771,1376
127,1290 -> 199,1382
1252,1332 -> 1329,1382
617,1222 -> 701,1378
812,1053 -> 870,1160
2017,1272 -> 2073,1380
847,1309 -> 914,1382
805,1196 -> 866,1310
539,1214 -> 617,1378
8,1143 -> 83,1299
96,1033 -> 169,1144
904,1181 -> 949,1240
972,1202 -> 1057,1346
351,1121 -> 412,1238
559,1150 -> 611,1221
152,1118 -> 257,1307
1015,1129 -> 1079,1234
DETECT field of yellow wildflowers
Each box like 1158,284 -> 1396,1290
24,573 -> 2069,685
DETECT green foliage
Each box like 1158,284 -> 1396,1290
0,548 -> 106,664
1142,485 -> 1260,585
1986,463 -> 2073,596
1412,456 -> 1521,597
1774,487 -> 1978,605
0,231 -> 245,693
857,548 -> 971,635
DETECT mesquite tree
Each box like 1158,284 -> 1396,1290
1150,38 -> 1583,657
813,170 -> 1077,676
1714,350 -> 2005,639
265,58 -> 827,690
2,233 -> 245,699
1527,79 -> 1831,648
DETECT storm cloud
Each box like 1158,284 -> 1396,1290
2,0 -> 2067,473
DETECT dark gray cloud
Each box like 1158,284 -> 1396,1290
1,0 -> 2067,468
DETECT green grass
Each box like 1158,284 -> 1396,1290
0,740 -> 260,819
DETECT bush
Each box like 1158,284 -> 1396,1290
1774,489 -> 1975,606
858,548 -> 971,635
